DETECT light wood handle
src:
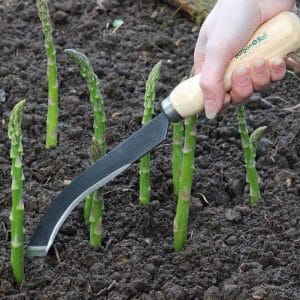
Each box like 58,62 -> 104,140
169,11 -> 300,119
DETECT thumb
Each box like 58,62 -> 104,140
200,44 -> 232,119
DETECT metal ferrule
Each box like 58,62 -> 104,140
160,97 -> 182,123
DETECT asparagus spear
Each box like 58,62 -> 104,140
139,61 -> 162,205
89,138 -> 104,247
172,122 -> 184,195
65,49 -> 106,247
36,0 -> 59,148
237,105 -> 264,205
8,100 -> 26,283
174,115 -> 197,251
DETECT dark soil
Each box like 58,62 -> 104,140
1,1 -> 299,299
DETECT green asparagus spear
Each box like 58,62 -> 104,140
89,138 -> 104,247
83,193 -> 93,225
65,49 -> 106,247
139,61 -> 162,205
174,115 -> 197,251
8,100 -> 26,283
172,122 -> 184,195
237,106 -> 262,205
36,0 -> 59,148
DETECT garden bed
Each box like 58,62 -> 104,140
0,0 -> 299,299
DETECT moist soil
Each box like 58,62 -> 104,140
0,1 -> 299,299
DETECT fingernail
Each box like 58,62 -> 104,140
253,58 -> 265,74
236,66 -> 250,84
205,99 -> 217,119
271,58 -> 284,71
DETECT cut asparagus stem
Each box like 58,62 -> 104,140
65,49 -> 106,247
8,100 -> 26,283
139,61 -> 162,205
36,0 -> 59,148
174,115 -> 197,251
237,106 -> 261,205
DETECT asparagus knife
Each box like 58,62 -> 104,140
28,12 -> 300,257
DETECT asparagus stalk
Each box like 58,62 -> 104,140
83,193 -> 93,225
139,61 -> 162,205
8,100 -> 26,283
174,115 -> 197,251
89,138 -> 104,247
36,0 -> 59,148
237,105 -> 262,205
172,122 -> 184,195
65,49 -> 106,247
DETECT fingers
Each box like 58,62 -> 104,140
269,57 -> 286,81
230,66 -> 253,105
230,57 -> 286,106
250,58 -> 270,91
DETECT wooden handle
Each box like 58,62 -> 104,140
169,11 -> 300,119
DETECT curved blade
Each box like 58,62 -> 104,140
28,113 -> 169,257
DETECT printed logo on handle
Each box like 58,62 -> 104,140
235,32 -> 268,59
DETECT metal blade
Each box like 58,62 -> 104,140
27,112 -> 169,257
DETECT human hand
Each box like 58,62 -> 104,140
194,0 -> 296,119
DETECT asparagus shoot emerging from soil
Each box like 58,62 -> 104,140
89,139 -> 104,247
139,61 -> 162,205
65,49 -> 106,247
8,100 -> 26,283
36,0 -> 59,149
174,115 -> 197,251
172,122 -> 184,195
237,106 -> 266,205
